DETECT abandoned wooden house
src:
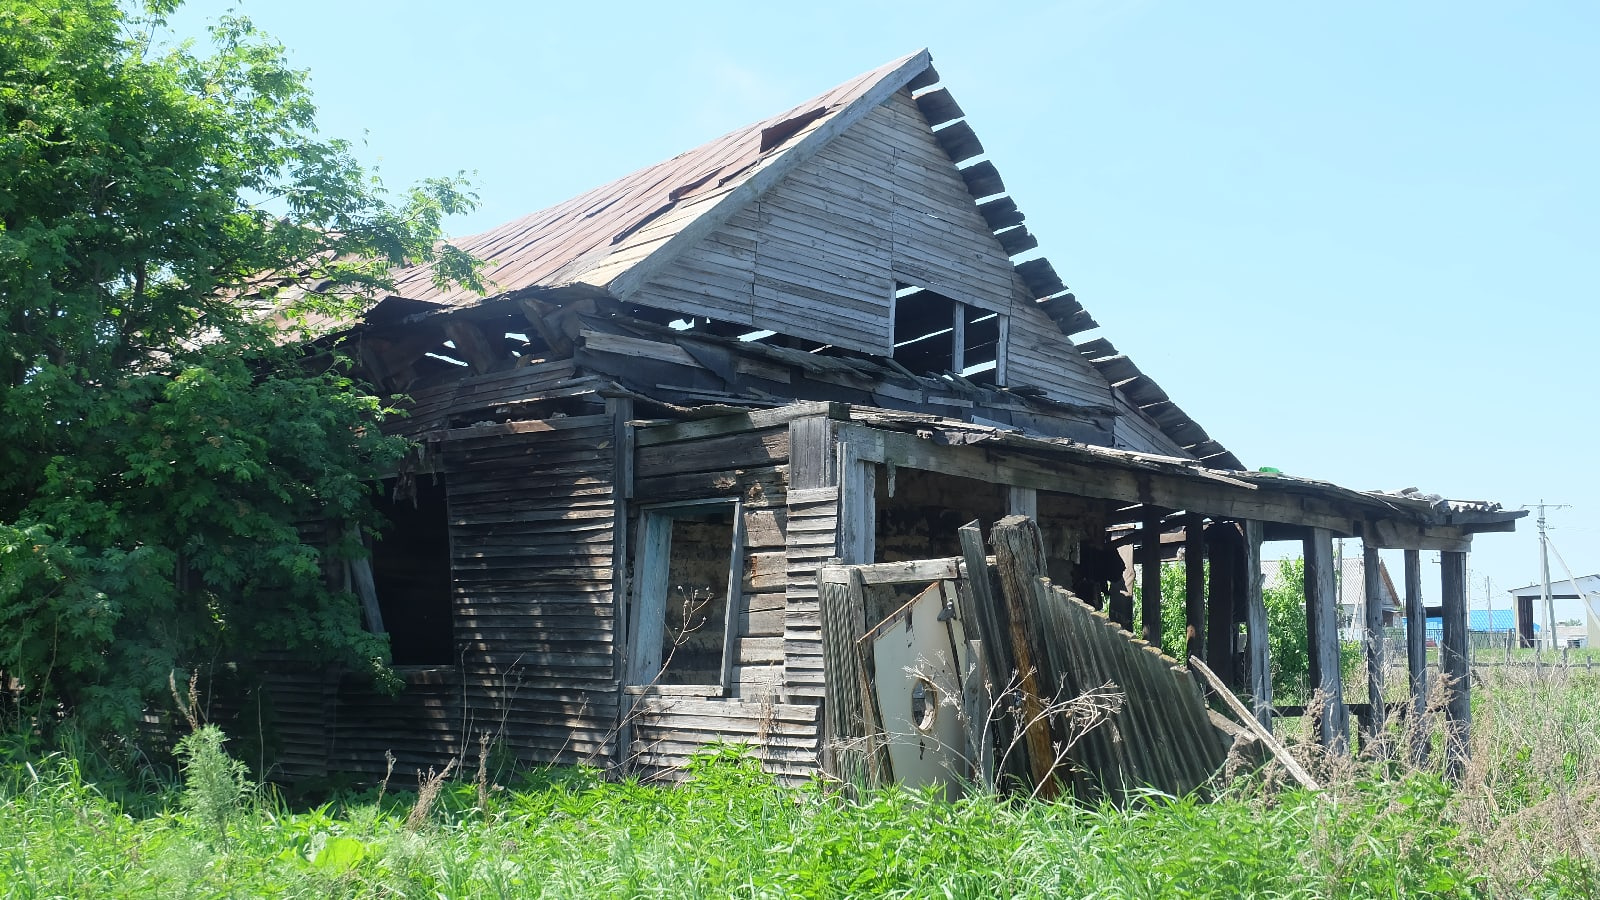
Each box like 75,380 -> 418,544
258,50 -> 1523,796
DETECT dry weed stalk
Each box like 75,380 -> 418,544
405,757 -> 458,831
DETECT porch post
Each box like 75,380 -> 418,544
1363,544 -> 1387,742
1140,509 -> 1164,647
1404,548 -> 1428,764
1184,515 -> 1207,668
1304,528 -> 1349,750
1242,520 -> 1272,731
1440,549 -> 1471,776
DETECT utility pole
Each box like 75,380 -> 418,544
1537,502 -> 1561,650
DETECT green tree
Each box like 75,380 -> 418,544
1155,557 -> 1362,703
0,0 -> 481,741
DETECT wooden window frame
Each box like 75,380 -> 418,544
626,497 -> 745,697
887,285 -> 1008,385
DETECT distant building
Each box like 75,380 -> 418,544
1261,553 -> 1401,638
1507,574 -> 1600,649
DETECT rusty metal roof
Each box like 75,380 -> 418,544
382,51 -> 931,308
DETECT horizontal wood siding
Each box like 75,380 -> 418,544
628,696 -> 821,783
627,426 -> 828,780
784,486 -> 839,701
1112,394 -> 1191,457
388,360 -> 579,438
446,415 -> 620,766
1005,299 -> 1120,408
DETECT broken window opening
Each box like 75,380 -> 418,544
630,499 -> 743,690
368,476 -> 454,666
892,284 -> 1005,384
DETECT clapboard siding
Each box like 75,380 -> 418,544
445,416 -> 620,766
1111,394 -> 1191,457
623,425 -> 823,778
1005,298 -> 1121,408
629,697 -> 822,783
387,359 -> 580,438
784,486 -> 839,701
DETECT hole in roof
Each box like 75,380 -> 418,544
759,106 -> 829,153
738,330 -> 776,342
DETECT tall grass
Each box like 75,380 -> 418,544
1,671 -> 1597,898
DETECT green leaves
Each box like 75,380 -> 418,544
0,0 -> 477,742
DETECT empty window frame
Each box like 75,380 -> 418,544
891,284 -> 1006,384
365,476 -> 455,665
629,498 -> 744,691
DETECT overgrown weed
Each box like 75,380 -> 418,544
2,670 -> 1599,897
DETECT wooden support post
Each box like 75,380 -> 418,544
1242,520 -> 1271,731
1006,486 -> 1038,521
1184,516 -> 1207,670
1304,528 -> 1349,751
1440,549 -> 1470,776
989,516 -> 1060,799
1205,523 -> 1239,687
1140,509 -> 1163,647
1362,544 -> 1387,744
1404,548 -> 1428,764
1110,542 -> 1135,631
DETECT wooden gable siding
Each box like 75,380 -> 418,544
625,88 -> 1123,414
1110,394 -> 1191,457
626,424 -> 824,780
1005,298 -> 1123,410
443,414 -> 621,765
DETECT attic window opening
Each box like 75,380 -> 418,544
891,285 -> 1004,385
366,476 -> 453,666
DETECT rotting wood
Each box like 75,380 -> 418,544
1362,543 -> 1387,747
1404,548 -> 1428,765
1242,520 -> 1271,731
1304,529 -> 1349,751
1183,516 -> 1205,674
989,515 -> 1064,798
1139,509 -> 1164,647
1440,549 -> 1470,776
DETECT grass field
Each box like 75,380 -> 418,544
2,667 -> 1598,899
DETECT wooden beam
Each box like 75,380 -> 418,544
634,401 -> 844,447
517,296 -> 573,356
820,558 -> 963,586
1440,549 -> 1470,777
1140,509 -> 1163,646
1304,528 -> 1349,751
1184,515 -> 1207,669
958,520 -> 1023,786
1404,548 -> 1428,766
1362,544 -> 1387,748
835,423 -> 1364,534
1365,519 -> 1474,552
442,319 -> 506,375
1242,520 -> 1271,731
1205,523 -> 1239,687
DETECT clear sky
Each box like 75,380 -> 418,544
170,1 -> 1599,619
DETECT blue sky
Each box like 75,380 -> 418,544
171,1 -> 1599,618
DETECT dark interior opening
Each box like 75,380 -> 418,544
659,507 -> 736,684
371,477 -> 454,665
